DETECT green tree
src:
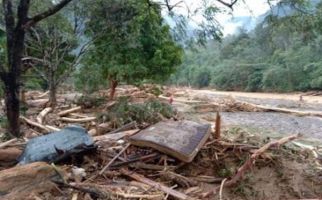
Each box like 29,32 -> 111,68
76,0 -> 182,99
0,0 -> 74,137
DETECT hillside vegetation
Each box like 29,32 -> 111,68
169,1 -> 322,92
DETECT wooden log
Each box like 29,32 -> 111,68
0,138 -> 17,149
26,99 -> 49,107
36,91 -> 49,99
60,116 -> 96,123
121,168 -> 193,200
69,113 -> 89,118
0,162 -> 65,200
0,148 -> 22,163
238,100 -> 322,118
57,106 -> 82,117
36,107 -> 52,124
20,116 -> 51,132
45,125 -> 61,132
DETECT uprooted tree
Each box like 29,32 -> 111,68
0,0 -> 74,137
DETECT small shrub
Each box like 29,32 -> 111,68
98,97 -> 176,128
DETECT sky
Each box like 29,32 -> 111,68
161,0 -> 280,36
218,0 -> 273,35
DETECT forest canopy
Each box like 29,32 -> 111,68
169,0 -> 322,92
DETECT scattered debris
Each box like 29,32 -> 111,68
1,85 -> 321,199
0,162 -> 65,200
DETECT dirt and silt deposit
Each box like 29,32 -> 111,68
0,85 -> 321,200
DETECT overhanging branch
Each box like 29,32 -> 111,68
216,0 -> 238,9
23,0 -> 74,29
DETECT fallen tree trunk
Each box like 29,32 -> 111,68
57,106 -> 82,117
20,116 -> 51,132
0,162 -> 65,200
26,99 -> 49,107
36,91 -> 49,99
36,107 -> 52,124
60,116 -> 96,123
238,101 -> 322,117
0,148 -> 22,163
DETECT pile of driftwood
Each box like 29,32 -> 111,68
0,87 -> 316,200
0,110 -> 300,199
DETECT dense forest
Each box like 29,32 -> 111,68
169,0 -> 322,92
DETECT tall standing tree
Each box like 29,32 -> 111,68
0,0 -> 74,137
76,0 -> 183,99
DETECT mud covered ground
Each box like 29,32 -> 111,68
174,88 -> 322,142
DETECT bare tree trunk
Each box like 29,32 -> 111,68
48,69 -> 56,108
0,0 -> 74,137
3,75 -> 20,137
49,85 -> 56,108
109,79 -> 118,100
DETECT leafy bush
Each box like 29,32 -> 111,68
98,97 -> 176,127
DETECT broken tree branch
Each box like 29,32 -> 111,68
99,144 -> 131,175
36,107 -> 52,124
36,91 -> 49,99
20,116 -> 51,132
24,0 -> 74,29
239,100 -> 322,118
0,138 -> 18,149
60,116 -> 96,123
57,106 -> 82,117
216,0 -> 238,9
